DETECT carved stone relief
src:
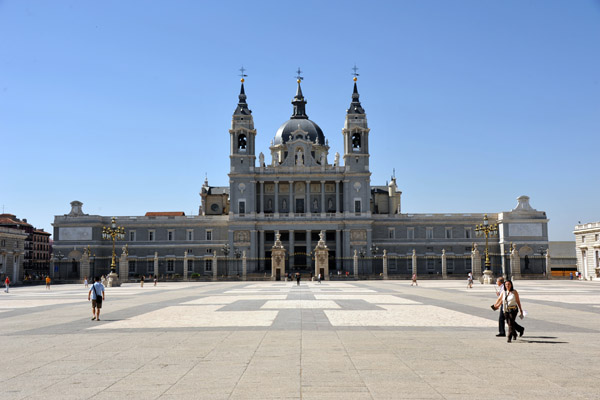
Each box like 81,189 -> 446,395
234,230 -> 250,243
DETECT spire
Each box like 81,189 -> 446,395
347,65 -> 365,114
234,67 -> 251,116
291,68 -> 308,119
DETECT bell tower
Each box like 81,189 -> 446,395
230,70 -> 256,173
229,70 -> 257,217
343,70 -> 370,172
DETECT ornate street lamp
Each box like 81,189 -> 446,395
234,249 -> 242,277
54,250 -> 64,279
222,243 -> 230,276
475,214 -> 498,271
102,217 -> 125,275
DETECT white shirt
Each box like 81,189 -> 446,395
503,291 -> 517,309
90,282 -> 105,300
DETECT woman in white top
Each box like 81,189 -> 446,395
493,280 -> 524,342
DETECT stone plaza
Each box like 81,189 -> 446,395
1,279 -> 599,399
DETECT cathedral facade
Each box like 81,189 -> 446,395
52,77 -> 549,280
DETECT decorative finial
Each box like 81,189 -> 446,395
295,67 -> 304,83
239,66 -> 247,82
352,64 -> 359,81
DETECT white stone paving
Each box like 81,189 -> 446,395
261,300 -> 340,309
325,305 -> 497,327
91,305 -> 278,329
314,294 -> 420,304
182,295 -> 286,304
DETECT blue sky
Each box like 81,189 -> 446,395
1,0 -> 598,241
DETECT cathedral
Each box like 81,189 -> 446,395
52,75 -> 549,281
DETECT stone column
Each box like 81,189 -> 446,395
153,252 -> 159,279
274,181 -> 279,215
212,251 -> 218,281
321,180 -> 326,216
509,245 -> 520,280
335,229 -> 341,271
117,246 -> 127,286
441,249 -> 447,279
353,249 -> 358,277
545,249 -> 551,279
335,180 -> 340,214
183,251 -> 189,281
289,180 -> 294,215
305,181 -> 310,215
271,232 -> 286,281
242,250 -> 247,281
259,181 -> 265,215
259,230 -> 265,271
412,249 -> 417,277
80,250 -> 90,281
250,229 -> 257,260
314,230 -> 330,280
472,244 -> 482,281
306,229 -> 312,272
289,230 -> 295,271
382,249 -> 388,280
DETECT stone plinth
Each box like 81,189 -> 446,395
271,231 -> 286,281
510,246 -> 521,279
382,249 -> 388,280
314,230 -> 329,280
80,250 -> 90,281
118,246 -> 128,284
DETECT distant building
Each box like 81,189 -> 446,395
0,226 -> 27,282
52,77 -> 550,280
0,213 -> 52,280
573,222 -> 600,279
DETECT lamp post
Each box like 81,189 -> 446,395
102,217 -> 125,286
359,248 -> 366,275
234,249 -> 241,277
222,243 -> 230,277
475,214 -> 498,284
54,251 -> 64,279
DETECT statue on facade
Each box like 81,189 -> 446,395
334,152 -> 340,166
259,152 -> 265,167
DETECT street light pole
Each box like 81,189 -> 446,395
222,243 -> 230,277
475,214 -> 498,284
102,217 -> 125,286
54,251 -> 64,280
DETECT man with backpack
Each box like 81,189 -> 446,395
88,276 -> 105,321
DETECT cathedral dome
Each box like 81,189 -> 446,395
273,79 -> 326,146
273,118 -> 325,145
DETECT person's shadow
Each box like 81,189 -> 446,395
518,336 -> 568,344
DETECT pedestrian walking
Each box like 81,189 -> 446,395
467,272 -> 473,289
45,276 -> 51,290
84,276 -> 88,288
492,279 -> 524,343
4,276 -> 10,293
140,275 -> 145,288
493,277 -> 524,338
296,272 -> 301,286
153,275 -> 157,286
318,273 -> 322,284
411,273 -> 418,286
88,276 -> 105,321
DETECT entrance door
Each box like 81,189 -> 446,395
319,268 -> 325,279
295,199 -> 304,213
275,268 -> 281,281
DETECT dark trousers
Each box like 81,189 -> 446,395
499,305 -> 523,336
504,308 -> 523,339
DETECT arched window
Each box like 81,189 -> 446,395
238,134 -> 247,150
352,133 -> 361,150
